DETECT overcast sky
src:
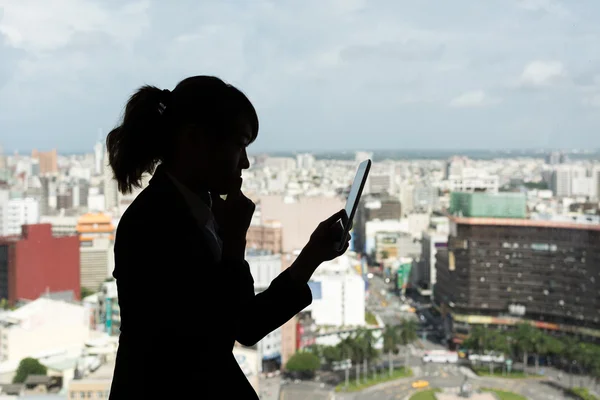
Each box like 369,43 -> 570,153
1,0 -> 600,153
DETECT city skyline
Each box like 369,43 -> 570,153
2,1 -> 600,152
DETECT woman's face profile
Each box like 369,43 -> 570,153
198,117 -> 253,195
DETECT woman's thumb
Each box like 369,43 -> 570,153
225,177 -> 243,204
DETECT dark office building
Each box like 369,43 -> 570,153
435,216 -> 600,339
353,195 -> 402,255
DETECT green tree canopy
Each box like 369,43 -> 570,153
13,358 -> 47,384
286,352 -> 321,373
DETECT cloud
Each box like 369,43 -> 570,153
582,94 -> 600,108
518,61 -> 566,87
0,0 -> 150,52
449,90 -> 501,108
516,0 -> 571,18
0,0 -> 599,151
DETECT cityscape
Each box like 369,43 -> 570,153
0,144 -> 598,399
3,0 -> 600,399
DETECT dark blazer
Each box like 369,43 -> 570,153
108,165 -> 312,399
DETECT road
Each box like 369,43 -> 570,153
366,275 -> 418,327
277,274 -> 583,399
334,363 -> 568,400
278,380 -> 334,400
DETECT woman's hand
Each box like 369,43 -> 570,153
211,177 -> 255,260
290,209 -> 352,283
305,209 -> 351,263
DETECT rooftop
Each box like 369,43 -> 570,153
452,216 -> 600,231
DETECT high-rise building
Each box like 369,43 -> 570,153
304,256 -> 365,327
76,213 -> 115,244
435,216 -> 600,343
551,164 -> 587,198
4,198 -> 39,235
413,185 -> 439,211
0,185 -> 9,237
449,192 -> 527,219
353,196 -> 402,254
0,224 -> 80,305
103,158 -> 118,212
246,221 -> 283,255
80,237 -> 114,292
31,149 -> 58,175
258,195 -> 344,253
295,153 -> 315,170
415,230 -> 448,297
94,140 -> 104,176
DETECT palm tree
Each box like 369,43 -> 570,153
532,331 -> 548,374
514,323 -> 535,375
383,325 -> 400,376
561,336 -> 583,389
487,329 -> 511,375
398,319 -> 418,372
463,326 -> 486,355
354,328 -> 378,383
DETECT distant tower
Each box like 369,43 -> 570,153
103,155 -> 118,212
94,129 -> 104,176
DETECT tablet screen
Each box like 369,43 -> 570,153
339,159 -> 371,250
345,161 -> 370,221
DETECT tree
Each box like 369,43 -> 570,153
398,319 -> 417,371
486,329 -> 511,375
80,287 -> 95,299
514,324 -> 535,375
561,336 -> 584,388
13,358 -> 47,384
383,325 -> 400,376
347,328 -> 377,383
463,326 -> 486,354
286,352 -> 320,378
532,331 -> 548,374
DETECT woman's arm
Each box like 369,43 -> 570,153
223,241 -> 318,346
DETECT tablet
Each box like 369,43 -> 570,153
338,159 -> 372,251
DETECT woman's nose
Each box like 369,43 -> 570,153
239,149 -> 250,169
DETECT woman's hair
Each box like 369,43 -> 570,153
106,76 -> 259,194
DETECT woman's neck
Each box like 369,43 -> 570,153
162,163 -> 210,197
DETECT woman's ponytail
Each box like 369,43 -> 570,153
106,85 -> 170,194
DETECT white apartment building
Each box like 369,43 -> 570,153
103,158 -> 118,213
446,175 -> 499,194
304,256 -> 365,327
81,238 -> 115,292
365,219 -> 406,256
246,253 -> 283,371
87,187 -> 105,212
39,214 -> 78,237
0,298 -> 91,365
296,153 -> 315,170
246,253 -> 281,291
94,141 -> 104,176
4,198 -> 39,236
551,164 -> 588,198
0,188 -> 8,237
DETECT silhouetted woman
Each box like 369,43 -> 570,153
106,76 -> 350,399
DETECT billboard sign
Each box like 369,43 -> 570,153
397,263 -> 412,291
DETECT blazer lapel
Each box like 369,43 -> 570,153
150,165 -> 221,264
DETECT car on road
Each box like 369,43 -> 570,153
411,380 -> 429,389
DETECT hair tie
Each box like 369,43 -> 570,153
158,89 -> 171,115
